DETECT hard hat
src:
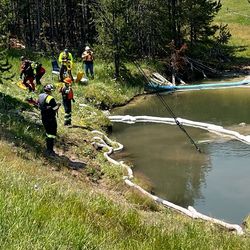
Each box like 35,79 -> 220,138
44,84 -> 54,92
64,48 -> 69,52
63,77 -> 73,84
85,46 -> 90,51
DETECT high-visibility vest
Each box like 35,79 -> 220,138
82,51 -> 94,62
58,52 -> 73,66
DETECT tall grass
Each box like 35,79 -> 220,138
1,141 -> 250,249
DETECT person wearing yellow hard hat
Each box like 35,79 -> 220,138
59,77 -> 75,126
58,48 -> 74,82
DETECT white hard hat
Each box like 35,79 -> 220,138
85,46 -> 90,51
44,84 -> 54,92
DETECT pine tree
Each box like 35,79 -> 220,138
93,0 -> 170,77
93,0 -> 135,78
181,0 -> 222,45
0,0 -> 13,84
0,48 -> 13,84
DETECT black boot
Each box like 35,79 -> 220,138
64,120 -> 71,126
45,138 -> 56,156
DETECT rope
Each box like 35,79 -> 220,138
185,56 -> 218,74
133,60 -> 201,153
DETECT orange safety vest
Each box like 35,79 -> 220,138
82,51 -> 94,62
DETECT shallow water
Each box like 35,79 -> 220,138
111,80 -> 250,224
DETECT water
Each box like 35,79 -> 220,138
111,81 -> 250,224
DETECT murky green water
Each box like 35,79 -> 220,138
111,79 -> 250,224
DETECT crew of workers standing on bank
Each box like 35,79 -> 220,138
20,46 -> 94,156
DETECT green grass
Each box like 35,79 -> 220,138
0,78 -> 250,249
1,141 -> 250,249
215,0 -> 250,59
216,0 -> 250,25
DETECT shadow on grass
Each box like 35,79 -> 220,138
49,153 -> 86,170
0,92 -> 44,154
222,45 -> 250,69
0,92 -> 87,170
70,124 -> 92,130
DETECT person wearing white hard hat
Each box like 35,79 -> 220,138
81,46 -> 94,79
38,84 -> 61,156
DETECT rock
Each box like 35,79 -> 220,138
239,122 -> 246,127
242,214 -> 250,231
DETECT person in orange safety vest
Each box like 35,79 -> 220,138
59,77 -> 75,126
81,46 -> 94,79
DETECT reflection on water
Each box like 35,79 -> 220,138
111,83 -> 250,224
199,140 -> 250,222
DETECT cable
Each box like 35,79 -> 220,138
133,60 -> 202,153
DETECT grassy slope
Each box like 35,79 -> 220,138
1,136 -> 250,249
1,54 -> 250,249
1,1 -> 250,246
215,0 -> 250,59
